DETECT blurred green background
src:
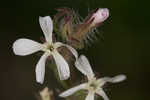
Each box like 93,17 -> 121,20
0,0 -> 150,100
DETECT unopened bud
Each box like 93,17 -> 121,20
90,8 -> 109,27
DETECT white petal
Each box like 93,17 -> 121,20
85,92 -> 94,100
53,42 -> 63,48
65,44 -> 78,59
35,52 -> 49,84
75,55 -> 94,79
39,16 -> 53,43
59,83 -> 87,97
98,74 -> 126,86
109,74 -> 127,83
54,42 -> 78,59
96,89 -> 109,100
13,38 -> 43,56
52,50 -> 70,80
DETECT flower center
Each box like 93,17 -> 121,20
43,43 -> 55,53
89,82 -> 98,90
87,78 -> 99,92
49,45 -> 54,51
47,45 -> 54,52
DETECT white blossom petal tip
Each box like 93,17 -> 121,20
36,53 -> 49,84
99,74 -> 127,84
39,16 -> 53,43
111,74 -> 127,83
12,38 -> 43,56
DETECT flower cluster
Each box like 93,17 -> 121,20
12,8 -> 126,100
59,55 -> 126,100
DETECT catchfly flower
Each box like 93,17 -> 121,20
59,55 -> 126,100
12,16 -> 78,84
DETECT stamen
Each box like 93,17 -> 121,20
48,45 -> 54,51
44,43 -> 55,52
89,82 -> 97,90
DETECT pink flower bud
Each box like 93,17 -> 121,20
91,8 -> 109,26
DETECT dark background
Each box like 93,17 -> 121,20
0,0 -> 150,100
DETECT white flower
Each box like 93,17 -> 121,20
59,55 -> 126,100
12,16 -> 78,84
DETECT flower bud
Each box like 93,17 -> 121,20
86,8 -> 109,27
